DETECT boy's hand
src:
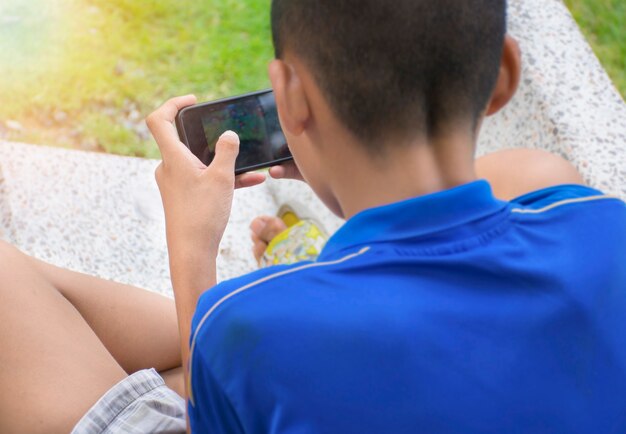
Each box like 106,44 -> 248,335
250,216 -> 288,262
269,160 -> 305,182
147,95 -> 266,256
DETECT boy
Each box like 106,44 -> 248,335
151,0 -> 626,432
0,0 -> 624,433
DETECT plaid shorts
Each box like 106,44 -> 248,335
71,369 -> 186,434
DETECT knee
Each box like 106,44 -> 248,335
0,240 -> 25,277
512,148 -> 584,182
0,239 -> 16,257
0,239 -> 20,256
476,148 -> 585,200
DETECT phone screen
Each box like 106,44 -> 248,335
178,91 -> 291,173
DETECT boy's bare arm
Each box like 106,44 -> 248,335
146,96 -> 266,406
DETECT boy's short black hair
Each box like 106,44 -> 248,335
271,0 -> 507,152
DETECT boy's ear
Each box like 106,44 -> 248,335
268,59 -> 310,136
485,35 -> 522,116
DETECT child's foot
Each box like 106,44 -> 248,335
250,216 -> 288,263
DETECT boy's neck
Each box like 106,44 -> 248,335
326,131 -> 478,219
287,55 -> 480,220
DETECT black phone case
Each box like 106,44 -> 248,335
175,90 -> 293,175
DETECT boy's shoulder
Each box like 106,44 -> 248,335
508,183 -> 626,276
508,185 -> 626,255
190,244 -> 373,360
509,183 -> 623,214
190,258 -> 337,342
191,263 -> 303,336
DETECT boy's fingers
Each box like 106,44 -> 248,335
235,172 -> 267,189
210,131 -> 240,173
268,166 -> 286,179
259,217 -> 287,243
252,237 -> 268,263
250,216 -> 271,236
269,161 -> 304,181
146,95 -> 197,159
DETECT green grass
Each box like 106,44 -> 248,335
0,0 -> 273,157
0,0 -> 623,157
564,0 -> 626,98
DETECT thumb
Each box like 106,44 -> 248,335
210,130 -> 240,172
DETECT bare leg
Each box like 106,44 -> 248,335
0,242 -> 126,433
29,256 -> 182,374
160,366 -> 185,397
0,241 -> 185,432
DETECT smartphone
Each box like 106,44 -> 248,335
175,89 -> 292,175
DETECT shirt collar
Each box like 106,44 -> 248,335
319,180 -> 509,259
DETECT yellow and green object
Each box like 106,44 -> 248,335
259,208 -> 328,267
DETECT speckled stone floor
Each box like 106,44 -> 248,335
0,0 -> 624,297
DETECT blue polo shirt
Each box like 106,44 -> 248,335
188,181 -> 626,433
